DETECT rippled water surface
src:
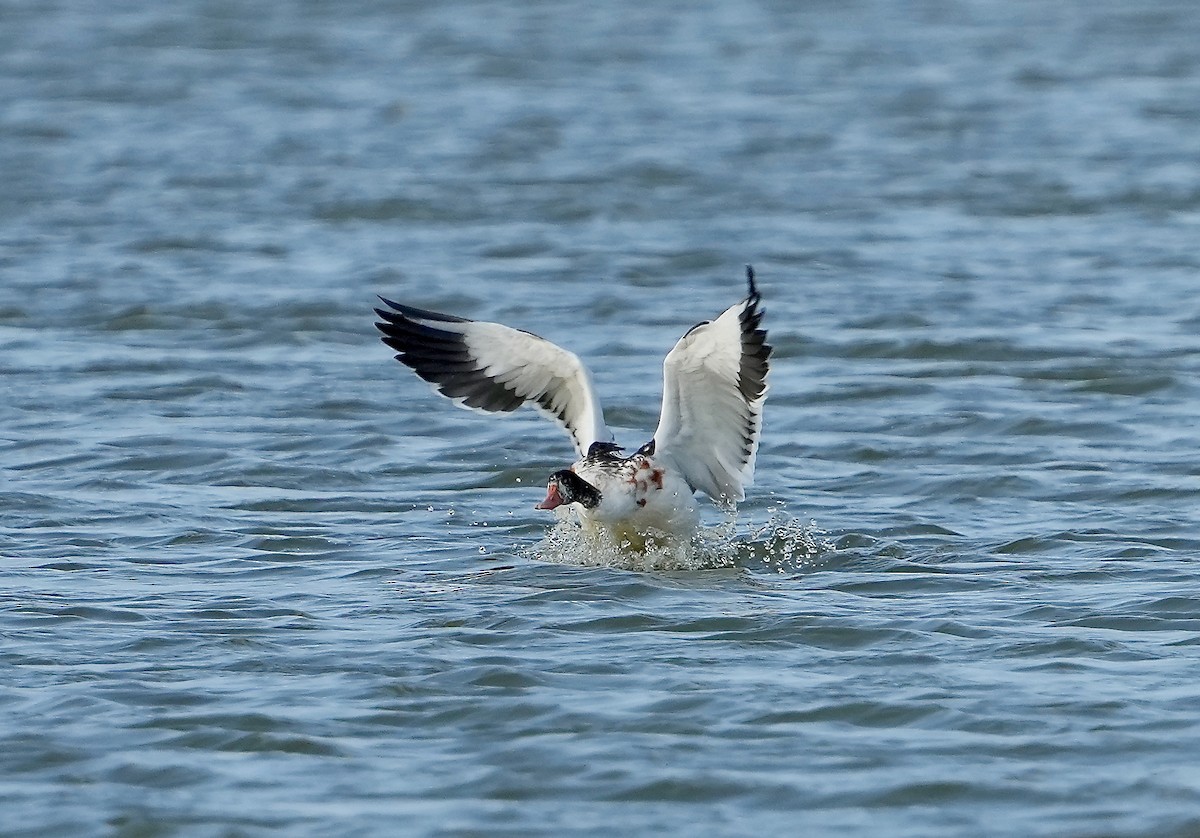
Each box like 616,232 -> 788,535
4,0 -> 1200,835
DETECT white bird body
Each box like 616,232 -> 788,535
375,267 -> 771,551
568,449 -> 699,551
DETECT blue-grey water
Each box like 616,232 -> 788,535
4,0 -> 1200,835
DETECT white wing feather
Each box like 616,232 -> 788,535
463,321 -> 611,456
651,277 -> 770,505
375,300 -> 612,457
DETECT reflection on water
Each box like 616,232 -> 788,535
530,508 -> 791,573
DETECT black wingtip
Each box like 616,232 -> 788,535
375,297 -> 405,330
373,296 -> 470,325
737,264 -> 770,403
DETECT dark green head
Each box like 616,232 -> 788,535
535,469 -> 601,511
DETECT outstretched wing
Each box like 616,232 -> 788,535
374,298 -> 612,457
651,267 -> 771,505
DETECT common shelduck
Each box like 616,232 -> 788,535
375,267 -> 770,550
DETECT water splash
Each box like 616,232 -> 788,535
528,504 -> 829,572
744,504 -> 831,574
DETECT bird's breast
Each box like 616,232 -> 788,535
575,455 -> 692,522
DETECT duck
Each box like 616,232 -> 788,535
374,266 -> 770,551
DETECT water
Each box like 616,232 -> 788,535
3,0 -> 1200,834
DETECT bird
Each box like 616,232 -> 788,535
374,266 -> 770,551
